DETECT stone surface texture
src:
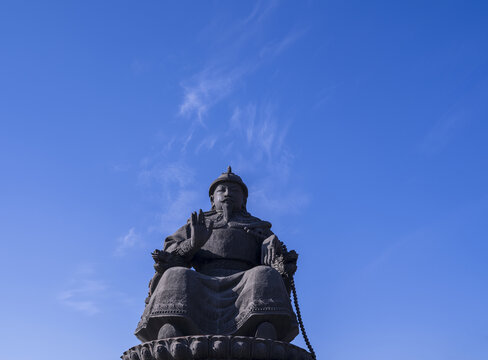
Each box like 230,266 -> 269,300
122,335 -> 312,360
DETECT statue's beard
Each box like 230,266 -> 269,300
221,202 -> 233,223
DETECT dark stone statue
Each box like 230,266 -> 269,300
136,166 -> 299,342
122,167 -> 312,360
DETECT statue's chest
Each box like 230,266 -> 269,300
198,227 -> 260,263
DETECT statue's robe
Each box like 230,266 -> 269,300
135,210 -> 298,342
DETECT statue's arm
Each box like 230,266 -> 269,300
144,225 -> 193,304
252,228 -> 298,294
267,237 -> 298,294
163,210 -> 213,260
162,223 -> 197,261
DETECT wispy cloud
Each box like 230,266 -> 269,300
139,161 -> 195,189
179,67 -> 244,124
250,186 -> 310,215
222,103 -> 308,215
227,103 -> 290,163
142,99 -> 307,230
158,189 -> 199,235
110,163 -> 131,172
139,161 -> 204,235
242,0 -> 278,27
196,135 -> 218,154
58,264 -> 138,315
58,278 -> 106,316
420,110 -> 464,154
135,3 -> 309,238
259,28 -> 307,59
177,4 -> 306,131
114,227 -> 143,257
131,59 -> 150,75
197,1 -> 278,56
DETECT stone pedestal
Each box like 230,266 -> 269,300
122,336 -> 312,360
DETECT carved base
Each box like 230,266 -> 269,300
122,336 -> 312,360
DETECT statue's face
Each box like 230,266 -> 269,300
212,182 -> 245,212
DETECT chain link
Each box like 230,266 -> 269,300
281,244 -> 316,360
291,278 -> 316,360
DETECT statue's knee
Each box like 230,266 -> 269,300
162,266 -> 192,281
158,323 -> 183,339
249,265 -> 281,280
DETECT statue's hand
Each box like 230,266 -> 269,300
261,234 -> 281,266
190,209 -> 213,249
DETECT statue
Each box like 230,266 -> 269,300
122,167 -> 314,360
135,167 -> 299,342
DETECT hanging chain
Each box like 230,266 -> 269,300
281,244 -> 316,360
290,277 -> 316,360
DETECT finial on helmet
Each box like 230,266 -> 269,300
208,166 -> 248,198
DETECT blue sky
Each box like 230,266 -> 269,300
1,1 -> 487,359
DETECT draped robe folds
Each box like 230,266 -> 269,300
135,210 -> 299,342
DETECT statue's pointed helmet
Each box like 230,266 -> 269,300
209,166 -> 248,198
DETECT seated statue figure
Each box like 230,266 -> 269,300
135,167 -> 299,343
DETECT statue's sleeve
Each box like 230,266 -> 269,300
162,221 -> 195,262
144,223 -> 193,305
